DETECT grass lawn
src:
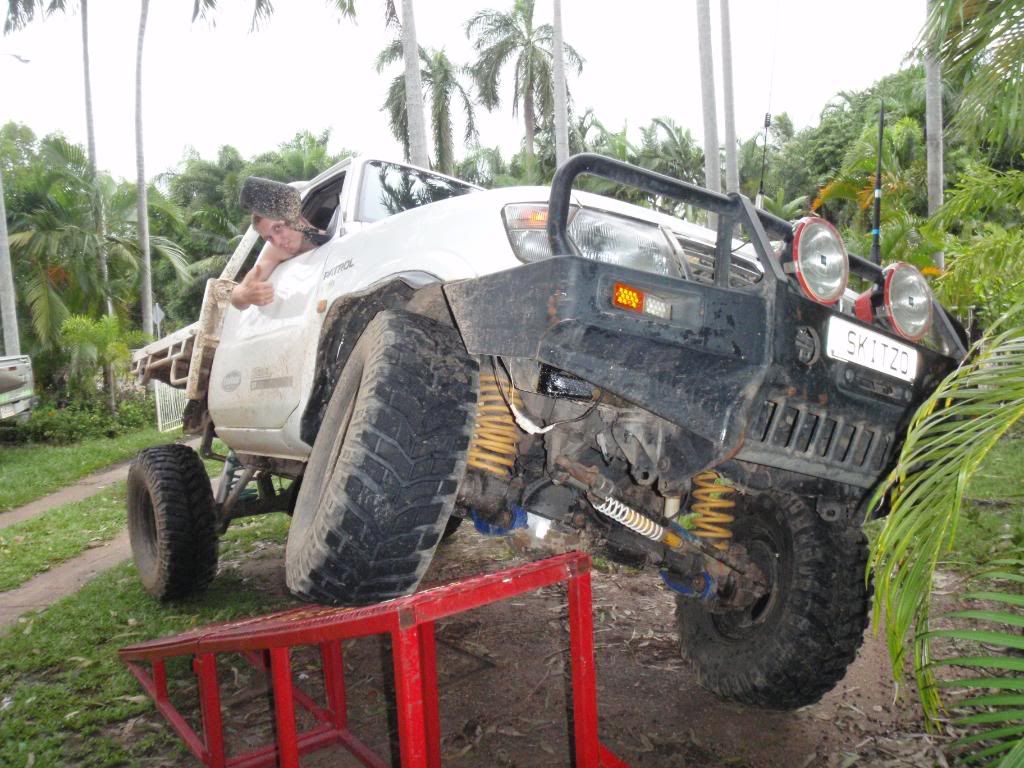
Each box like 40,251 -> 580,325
0,513 -> 294,768
0,483 -> 129,592
0,427 -> 180,513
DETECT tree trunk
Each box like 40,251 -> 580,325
924,0 -> 944,270
720,0 -> 738,193
696,0 -> 720,229
400,0 -> 429,168
552,0 -> 570,168
136,0 -> 153,337
696,0 -> 720,193
81,0 -> 115,412
524,79 -> 537,177
0,170 -> 19,356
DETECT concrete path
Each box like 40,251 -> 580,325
0,530 -> 131,633
0,460 -> 134,530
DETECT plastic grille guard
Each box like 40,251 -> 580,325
443,154 -> 965,488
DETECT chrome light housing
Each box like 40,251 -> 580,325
786,217 -> 848,305
855,262 -> 933,341
503,204 -> 679,277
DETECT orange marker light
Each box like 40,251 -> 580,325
526,209 -> 548,227
612,282 -> 672,320
613,283 -> 643,312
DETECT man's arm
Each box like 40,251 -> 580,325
230,248 -> 293,310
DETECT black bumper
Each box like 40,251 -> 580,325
444,256 -> 957,488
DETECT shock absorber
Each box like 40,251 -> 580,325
466,369 -> 521,477
690,470 -> 736,549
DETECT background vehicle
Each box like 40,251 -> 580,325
0,354 -> 35,422
130,153 -> 966,709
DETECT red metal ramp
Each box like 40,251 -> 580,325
120,551 -> 630,767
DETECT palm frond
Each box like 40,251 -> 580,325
924,562 -> 1024,767
869,306 -> 1024,727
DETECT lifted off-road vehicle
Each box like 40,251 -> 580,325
130,153 -> 965,709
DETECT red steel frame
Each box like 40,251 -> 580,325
119,551 -> 629,768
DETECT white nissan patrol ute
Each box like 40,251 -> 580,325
130,153 -> 966,709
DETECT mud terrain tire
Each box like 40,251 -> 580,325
676,492 -> 869,709
126,444 -> 218,600
285,310 -> 478,605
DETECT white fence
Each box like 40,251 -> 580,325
155,381 -> 188,432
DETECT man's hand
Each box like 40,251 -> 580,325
231,263 -> 274,309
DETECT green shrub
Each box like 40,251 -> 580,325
0,394 -> 157,445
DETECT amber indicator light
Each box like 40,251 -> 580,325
612,282 -> 643,312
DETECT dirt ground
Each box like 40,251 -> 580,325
112,527 -> 951,768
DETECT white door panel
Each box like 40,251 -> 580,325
209,245 -> 329,431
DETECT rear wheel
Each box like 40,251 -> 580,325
285,310 -> 478,605
675,492 -> 869,709
126,444 -> 218,600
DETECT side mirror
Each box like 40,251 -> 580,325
239,177 -> 302,223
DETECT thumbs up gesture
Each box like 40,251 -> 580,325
231,262 -> 275,309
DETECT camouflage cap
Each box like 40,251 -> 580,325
238,176 -> 302,224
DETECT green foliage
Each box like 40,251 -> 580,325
0,513 -> 294,768
0,394 -> 157,446
869,305 -> 1024,726
929,563 -> 1024,767
59,314 -> 144,399
923,0 -> 1024,160
931,163 -> 1024,332
0,423 -> 169,512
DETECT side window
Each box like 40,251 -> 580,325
357,161 -> 476,223
300,173 -> 346,233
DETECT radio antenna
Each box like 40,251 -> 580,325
870,100 -> 884,265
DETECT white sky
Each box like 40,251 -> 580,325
0,1 -> 925,183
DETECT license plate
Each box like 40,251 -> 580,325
825,316 -> 918,382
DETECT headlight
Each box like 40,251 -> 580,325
503,204 -> 678,277
855,262 -> 933,341
786,217 -> 848,305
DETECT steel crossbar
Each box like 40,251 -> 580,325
119,551 -> 629,767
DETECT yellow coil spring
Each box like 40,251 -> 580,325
690,470 -> 736,549
466,371 -> 521,477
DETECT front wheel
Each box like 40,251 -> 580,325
285,310 -> 478,605
675,491 -> 869,709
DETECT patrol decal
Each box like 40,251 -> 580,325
323,259 -> 354,280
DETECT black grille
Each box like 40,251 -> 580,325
750,398 -> 893,471
675,236 -> 762,289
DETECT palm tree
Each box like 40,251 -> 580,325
719,0 -> 738,193
377,42 -> 477,174
696,0 -> 720,197
0,167 -> 17,355
638,117 -> 704,186
923,0 -> 944,271
465,0 -> 583,171
395,0 -> 429,168
7,137 -> 187,355
813,114 -> 928,230
5,0 -> 112,316
757,190 -> 807,221
136,0 -> 153,336
551,0 -> 569,168
922,0 -> 1024,159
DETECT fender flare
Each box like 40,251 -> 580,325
299,276 -> 457,446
